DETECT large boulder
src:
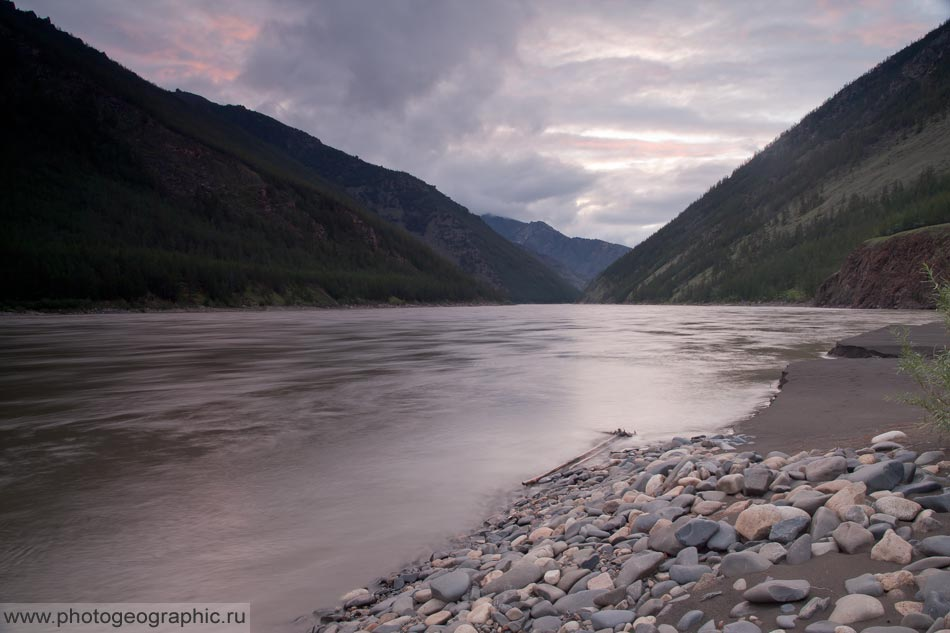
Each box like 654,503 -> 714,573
735,504 -> 784,540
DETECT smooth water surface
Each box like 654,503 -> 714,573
0,305 -> 936,630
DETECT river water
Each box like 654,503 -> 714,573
0,305 -> 936,630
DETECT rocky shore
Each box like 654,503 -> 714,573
305,325 -> 950,633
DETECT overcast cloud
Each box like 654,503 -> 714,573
22,0 -> 950,245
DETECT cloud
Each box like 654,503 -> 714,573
20,0 -> 950,246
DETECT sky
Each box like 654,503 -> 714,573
21,0 -> 950,246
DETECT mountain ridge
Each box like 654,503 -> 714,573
0,2 -> 577,308
179,93 -> 579,303
481,214 -> 630,290
585,20 -> 950,305
0,3 -> 502,308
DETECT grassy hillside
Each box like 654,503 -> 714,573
180,94 -> 580,304
585,20 -> 950,304
0,3 -> 504,309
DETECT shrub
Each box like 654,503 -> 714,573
898,265 -> 950,430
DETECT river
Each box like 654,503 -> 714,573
0,305 -> 936,630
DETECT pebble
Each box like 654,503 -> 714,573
310,432 -> 950,633
590,610 -> 636,629
744,579 -> 811,603
721,550 -> 773,577
828,594 -> 885,624
844,573 -> 883,596
831,522 -> 875,554
871,529 -> 913,564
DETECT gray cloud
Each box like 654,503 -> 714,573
21,0 -> 950,246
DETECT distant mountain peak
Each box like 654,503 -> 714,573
482,214 -> 630,290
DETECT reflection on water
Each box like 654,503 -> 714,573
0,305 -> 935,630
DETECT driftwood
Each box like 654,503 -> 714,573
521,429 -> 635,486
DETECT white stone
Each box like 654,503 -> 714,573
871,430 -> 908,444
829,594 -> 885,624
871,529 -> 913,564
873,497 -> 922,521
587,572 -> 614,591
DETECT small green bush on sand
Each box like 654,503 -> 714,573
898,265 -> 950,430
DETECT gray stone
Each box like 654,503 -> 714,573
902,612 -> 935,632
557,568 -> 591,592
860,628 -> 918,633
553,589 -> 607,615
616,550 -> 666,587
831,522 -> 875,554
744,579 -> 811,603
532,615 -> 564,632
848,460 -> 905,492
652,580 -> 679,597
895,480 -> 942,496
905,557 -> 950,572
670,564 -> 713,585
730,601 -> 754,618
792,491 -> 833,515
430,570 -> 472,603
483,558 -> 544,594
590,610 -> 635,630
919,536 -> 950,557
828,594 -> 885,624
803,621 -> 837,633
916,451 -> 946,466
594,586 -> 627,608
675,546 -> 700,566
649,519 -> 685,555
534,584 -> 566,603
805,456 -> 848,482
799,596 -> 830,620
787,534 -> 813,565
844,573 -> 883,596
777,615 -> 798,629
696,621 -> 716,633
916,570 -> 950,618
676,610 -> 705,632
770,516 -> 811,544
840,505 -> 870,527
707,521 -> 738,551
723,621 -> 761,633
811,507 -> 841,540
676,519 -> 720,547
744,467 -> 773,496
720,550 -> 772,577
530,600 -> 558,618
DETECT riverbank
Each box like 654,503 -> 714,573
306,322 -> 950,633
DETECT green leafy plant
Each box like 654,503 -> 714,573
898,264 -> 950,430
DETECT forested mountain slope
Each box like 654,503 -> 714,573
482,215 -> 630,290
0,3 -> 552,308
585,20 -> 950,304
182,95 -> 579,303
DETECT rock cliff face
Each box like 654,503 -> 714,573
814,225 -> 950,309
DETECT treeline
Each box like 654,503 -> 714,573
677,169 -> 950,302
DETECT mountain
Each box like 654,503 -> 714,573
585,20 -> 950,304
481,215 -> 630,289
0,3 -> 573,309
176,93 -> 579,304
815,223 -> 950,309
